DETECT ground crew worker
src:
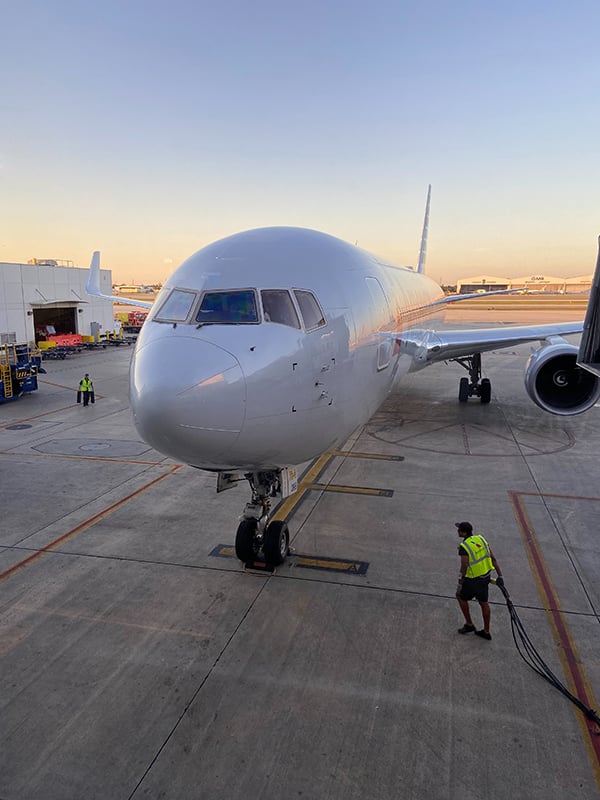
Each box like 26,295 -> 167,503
78,373 -> 94,407
455,521 -> 503,640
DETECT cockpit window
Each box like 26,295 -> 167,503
155,289 -> 197,322
196,290 -> 259,325
261,290 -> 301,329
293,290 -> 326,331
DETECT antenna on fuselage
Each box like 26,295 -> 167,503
416,184 -> 431,274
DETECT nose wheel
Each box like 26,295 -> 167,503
235,518 -> 260,562
263,520 -> 290,565
234,518 -> 290,566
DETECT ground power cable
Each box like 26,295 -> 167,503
496,579 -> 600,726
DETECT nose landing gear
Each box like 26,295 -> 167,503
234,470 -> 290,566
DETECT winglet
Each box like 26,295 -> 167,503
84,250 -> 153,309
416,184 -> 431,274
85,251 -> 102,297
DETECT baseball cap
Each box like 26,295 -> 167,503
455,521 -> 473,534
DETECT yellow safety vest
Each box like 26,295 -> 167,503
460,534 -> 493,578
80,378 -> 93,392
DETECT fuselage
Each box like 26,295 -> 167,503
130,227 -> 445,470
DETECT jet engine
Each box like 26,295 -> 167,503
524,340 -> 600,415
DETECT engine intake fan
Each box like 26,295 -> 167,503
525,339 -> 600,415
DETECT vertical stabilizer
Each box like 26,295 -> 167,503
416,184 -> 431,274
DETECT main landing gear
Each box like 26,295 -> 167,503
454,352 -> 491,404
234,470 -> 290,566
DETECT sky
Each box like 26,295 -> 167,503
1,1 -> 599,284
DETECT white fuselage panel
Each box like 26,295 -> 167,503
130,227 -> 445,469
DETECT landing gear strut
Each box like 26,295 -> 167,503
234,470 -> 290,566
454,352 -> 491,404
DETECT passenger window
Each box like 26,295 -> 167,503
155,289 -> 197,322
261,290 -> 301,329
293,290 -> 326,331
196,290 -> 258,324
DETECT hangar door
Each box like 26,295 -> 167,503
33,305 -> 78,338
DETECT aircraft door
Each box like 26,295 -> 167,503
293,290 -> 341,413
365,277 -> 394,370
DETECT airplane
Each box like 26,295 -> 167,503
86,188 -> 600,566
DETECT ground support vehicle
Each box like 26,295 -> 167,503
0,343 -> 45,403
116,310 -> 148,335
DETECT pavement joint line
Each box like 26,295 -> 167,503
460,424 -> 471,455
0,466 -> 182,584
510,490 -> 600,790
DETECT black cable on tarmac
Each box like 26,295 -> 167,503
497,580 -> 600,726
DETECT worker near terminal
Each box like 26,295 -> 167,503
455,521 -> 503,640
78,373 -> 95,407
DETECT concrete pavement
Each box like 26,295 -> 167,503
1,320 -> 600,799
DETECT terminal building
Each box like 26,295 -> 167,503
0,257 -> 115,344
456,273 -> 593,295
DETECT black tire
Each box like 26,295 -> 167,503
263,520 -> 289,565
235,519 -> 259,562
480,378 -> 491,404
458,377 -> 469,402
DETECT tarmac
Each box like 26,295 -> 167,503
2,304 -> 600,800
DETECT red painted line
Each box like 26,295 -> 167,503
510,491 -> 600,786
0,403 -> 76,429
0,466 -> 181,583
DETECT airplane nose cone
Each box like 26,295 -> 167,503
131,335 -> 245,466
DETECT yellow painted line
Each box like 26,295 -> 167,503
295,557 -> 347,569
329,450 -> 405,462
510,491 -> 600,790
270,452 -> 333,521
0,466 -> 182,583
294,556 -> 368,574
210,545 -> 369,575
307,482 -> 393,497
271,450 -> 395,523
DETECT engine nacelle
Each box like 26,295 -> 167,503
525,341 -> 600,415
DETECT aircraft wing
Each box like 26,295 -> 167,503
399,321 -> 584,366
85,251 -> 154,310
428,287 -> 529,306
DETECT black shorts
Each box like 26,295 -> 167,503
458,574 -> 490,603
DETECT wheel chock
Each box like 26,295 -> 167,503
244,559 -> 276,574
